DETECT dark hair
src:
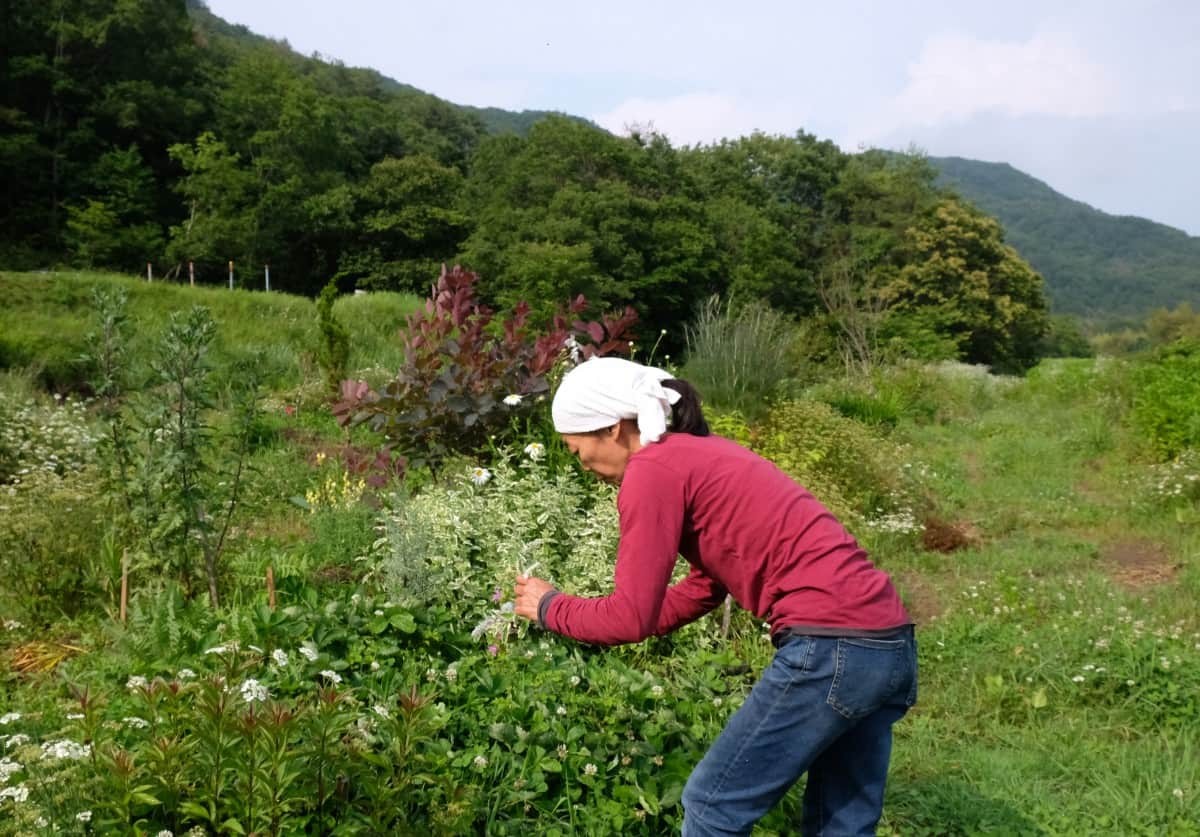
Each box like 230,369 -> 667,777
663,379 -> 710,436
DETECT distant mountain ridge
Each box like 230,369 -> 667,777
931,156 -> 1200,320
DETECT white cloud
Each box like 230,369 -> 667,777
852,30 -> 1121,146
592,92 -> 801,147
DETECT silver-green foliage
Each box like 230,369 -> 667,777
375,453 -> 618,618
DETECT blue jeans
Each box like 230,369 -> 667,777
682,628 -> 917,836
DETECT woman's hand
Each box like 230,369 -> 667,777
514,575 -> 557,622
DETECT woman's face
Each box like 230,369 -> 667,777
561,425 -> 632,485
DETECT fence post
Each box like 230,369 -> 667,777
146,262 -> 152,283
120,550 -> 129,624
189,260 -> 195,287
265,263 -> 270,292
228,260 -> 234,290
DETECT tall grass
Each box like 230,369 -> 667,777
0,271 -> 420,393
681,295 -> 798,419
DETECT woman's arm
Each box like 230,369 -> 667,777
654,565 -> 728,635
521,460 -> 686,646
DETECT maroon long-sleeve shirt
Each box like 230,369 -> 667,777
542,433 -> 911,646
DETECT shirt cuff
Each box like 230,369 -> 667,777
537,590 -> 562,629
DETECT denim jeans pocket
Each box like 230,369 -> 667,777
826,637 -> 909,720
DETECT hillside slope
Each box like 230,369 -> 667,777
932,156 -> 1200,319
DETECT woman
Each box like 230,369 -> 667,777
514,357 -> 916,836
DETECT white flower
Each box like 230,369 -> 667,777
0,783 -> 29,802
123,717 -> 150,729
650,685 -> 664,697
370,661 -> 381,671
372,704 -> 390,719
126,675 -> 148,690
239,679 -> 269,703
583,763 -> 598,776
569,675 -> 581,687
373,609 -> 384,617
271,649 -> 288,667
1175,788 -> 1185,800
555,705 -> 567,716
319,670 -> 342,684
471,467 -> 492,486
445,666 -> 458,683
473,755 -> 489,770
524,442 -> 546,461
66,713 -> 84,721
1072,675 -> 1085,683
3,734 -> 29,749
76,810 -> 92,823
0,713 -> 20,725
156,831 -> 175,837
557,744 -> 568,759
41,739 -> 90,760
298,642 -> 319,662
712,697 -> 724,707
0,756 -> 22,783
204,645 -> 229,656
2,620 -> 22,631
176,668 -> 196,680
503,394 -> 524,407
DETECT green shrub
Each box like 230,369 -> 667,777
1130,339 -> 1200,460
682,296 -> 799,419
754,399 -> 921,529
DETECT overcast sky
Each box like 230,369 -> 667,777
204,0 -> 1200,235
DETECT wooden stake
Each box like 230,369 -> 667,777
120,550 -> 129,624
146,262 -> 152,282
264,263 -> 271,292
189,260 -> 195,286
228,260 -> 234,290
266,565 -> 276,610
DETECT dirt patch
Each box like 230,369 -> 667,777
921,515 -> 982,554
895,573 -> 943,624
1101,538 -> 1177,588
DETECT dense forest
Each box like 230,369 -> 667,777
933,157 -> 1200,322
0,0 -> 1062,370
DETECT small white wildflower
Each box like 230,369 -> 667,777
239,679 -> 269,703
372,704 -> 390,719
156,831 -> 174,837
319,670 -> 342,684
298,642 -> 319,662
0,713 -> 20,725
176,668 -> 196,680
350,593 -> 362,605
41,739 -> 90,760
126,675 -> 149,690
66,713 -> 84,721
370,660 -> 381,671
1174,788 -> 1185,801
555,705 -> 567,716
1072,675 -> 1085,683
271,649 -> 288,667
583,763 -> 598,776
0,783 -> 29,802
473,754 -> 489,770
445,666 -> 458,682
425,668 -> 439,682
2,620 -> 21,631
650,685 -> 664,697
503,394 -> 524,407
524,442 -> 546,461
471,467 -> 492,486
712,697 -> 723,707
35,816 -> 49,828
557,744 -> 568,759
0,757 -> 21,783
123,717 -> 150,729
569,675 -> 581,687
3,733 -> 29,748
76,810 -> 92,823
1126,679 -> 1136,686
373,609 -> 384,617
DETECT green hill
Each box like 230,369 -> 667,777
931,156 -> 1200,321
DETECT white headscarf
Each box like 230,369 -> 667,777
551,357 -> 681,444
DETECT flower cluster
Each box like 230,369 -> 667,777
0,393 -> 98,489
